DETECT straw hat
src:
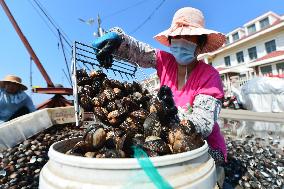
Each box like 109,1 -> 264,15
0,75 -> 28,91
154,7 -> 226,54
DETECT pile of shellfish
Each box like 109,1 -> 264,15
68,69 -> 203,158
0,124 -> 84,189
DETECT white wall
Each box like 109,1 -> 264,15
269,15 -> 278,25
141,75 -> 160,92
211,29 -> 284,68
254,14 -> 278,33
239,30 -> 246,39
259,61 -> 283,75
226,13 -> 281,46
276,32 -> 284,51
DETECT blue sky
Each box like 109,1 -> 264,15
1,0 -> 284,105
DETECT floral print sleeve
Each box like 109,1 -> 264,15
186,94 -> 222,138
110,27 -> 156,68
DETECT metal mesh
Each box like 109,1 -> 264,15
73,41 -> 138,80
71,41 -> 150,126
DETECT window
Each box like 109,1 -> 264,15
276,62 -> 284,74
260,65 -> 272,76
247,24 -> 256,34
225,36 -> 230,45
236,51 -> 244,63
248,46 -> 258,60
224,56 -> 231,66
240,74 -> 246,80
232,32 -> 239,41
265,40 -> 276,53
260,17 -> 270,29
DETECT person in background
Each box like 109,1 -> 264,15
93,7 -> 229,187
0,75 -> 36,124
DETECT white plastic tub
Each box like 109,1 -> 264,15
0,107 -> 75,150
39,137 -> 216,189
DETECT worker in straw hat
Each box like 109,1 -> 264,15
0,75 -> 36,124
93,6 -> 227,170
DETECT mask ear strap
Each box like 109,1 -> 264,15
185,65 -> 188,84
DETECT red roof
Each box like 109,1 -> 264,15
253,50 -> 284,62
267,73 -> 284,78
216,67 -> 227,72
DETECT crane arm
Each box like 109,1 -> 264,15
0,0 -> 54,87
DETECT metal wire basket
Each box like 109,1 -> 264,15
71,41 -> 152,127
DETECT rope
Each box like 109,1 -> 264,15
133,146 -> 173,189
29,57 -> 33,98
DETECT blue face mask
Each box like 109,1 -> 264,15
170,38 -> 197,65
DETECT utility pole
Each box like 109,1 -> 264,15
97,14 -> 104,37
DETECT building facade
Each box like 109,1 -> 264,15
200,11 -> 284,96
141,11 -> 284,96
140,72 -> 160,94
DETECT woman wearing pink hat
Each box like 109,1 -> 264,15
93,7 -> 227,165
0,75 -> 36,124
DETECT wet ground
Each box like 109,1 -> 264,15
220,118 -> 284,148
220,118 -> 284,189
0,119 -> 283,189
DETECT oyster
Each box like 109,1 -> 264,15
79,94 -> 93,112
119,117 -> 143,134
68,141 -> 93,156
93,107 -> 108,123
168,121 -> 203,153
84,124 -> 107,150
143,113 -> 162,138
143,136 -> 171,156
107,108 -> 127,126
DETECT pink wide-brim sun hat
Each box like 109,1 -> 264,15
154,7 -> 226,54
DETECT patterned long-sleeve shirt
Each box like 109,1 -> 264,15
0,88 -> 36,124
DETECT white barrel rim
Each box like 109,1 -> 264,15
48,137 -> 208,169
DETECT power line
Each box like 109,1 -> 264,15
33,0 -> 72,46
27,0 -> 75,87
33,0 -> 71,41
62,69 -> 72,87
130,0 -> 166,34
27,0 -> 72,61
58,29 -> 72,87
27,0 -> 59,41
29,0 -> 91,66
103,0 -> 151,21
31,0 -> 72,48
